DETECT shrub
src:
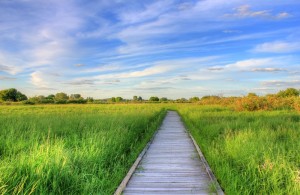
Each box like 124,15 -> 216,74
235,96 -> 270,111
294,99 -> 300,111
67,99 -> 87,104
22,100 -> 35,105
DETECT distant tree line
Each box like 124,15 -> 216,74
0,88 -> 299,110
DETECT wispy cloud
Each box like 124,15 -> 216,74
66,79 -> 95,86
250,68 -> 286,72
0,0 -> 299,98
30,71 -> 61,88
225,4 -> 291,19
0,75 -> 16,80
207,67 -> 224,71
252,41 -> 300,53
262,80 -> 300,87
223,30 -> 242,34
74,64 -> 86,67
225,58 -> 276,70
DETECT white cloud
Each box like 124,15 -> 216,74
251,68 -> 286,72
0,1 -> 83,73
276,12 -> 291,19
0,75 -> 16,80
0,52 -> 23,75
30,71 -> 60,88
262,80 -> 300,87
225,4 -> 291,19
75,64 -> 85,67
118,0 -> 173,25
225,58 -> 275,70
207,67 -> 224,71
223,30 -> 241,33
253,41 -> 300,53
97,64 -> 174,79
31,71 -> 47,87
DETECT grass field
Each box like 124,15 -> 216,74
177,105 -> 300,194
0,104 -> 166,194
1,104 -> 299,194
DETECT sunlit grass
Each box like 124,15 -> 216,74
1,104 -> 299,194
0,104 -> 166,194
177,105 -> 300,194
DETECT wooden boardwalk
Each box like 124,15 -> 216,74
118,111 -> 223,195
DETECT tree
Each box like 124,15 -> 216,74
201,95 -> 221,100
138,96 -> 143,101
86,97 -> 94,103
149,96 -> 159,101
70,94 -> 81,100
115,97 -> 123,102
46,94 -> 55,100
133,96 -> 138,101
55,92 -> 68,103
160,97 -> 168,102
247,93 -> 258,97
277,88 -> 300,97
177,98 -> 188,103
110,97 -> 116,102
0,88 -> 27,102
189,97 -> 199,102
16,91 -> 28,101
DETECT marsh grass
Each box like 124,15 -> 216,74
177,105 -> 300,194
1,103 -> 299,194
0,104 -> 166,194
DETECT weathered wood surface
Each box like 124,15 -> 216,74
121,111 -> 223,195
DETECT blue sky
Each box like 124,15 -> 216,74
0,0 -> 299,99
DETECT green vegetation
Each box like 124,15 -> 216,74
177,105 -> 300,194
1,89 -> 300,194
0,104 -> 166,194
0,88 -> 27,102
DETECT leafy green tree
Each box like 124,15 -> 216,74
55,92 -> 68,100
46,94 -> 55,100
115,97 -> 123,102
277,88 -> 300,97
70,94 -> 81,100
160,97 -> 168,102
138,96 -> 143,101
149,96 -> 159,101
189,97 -> 199,102
0,88 -> 27,101
55,92 -> 68,103
110,97 -> 116,102
16,91 -> 28,101
86,97 -> 94,103
133,96 -> 138,101
177,98 -> 188,103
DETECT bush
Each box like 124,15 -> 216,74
67,99 -> 87,104
294,99 -> 300,111
235,96 -> 296,111
235,96 -> 270,111
22,100 -> 35,105
55,100 -> 67,104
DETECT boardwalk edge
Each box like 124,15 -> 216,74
189,134 -> 225,195
114,129 -> 159,195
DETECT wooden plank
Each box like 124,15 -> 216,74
116,111 -> 223,195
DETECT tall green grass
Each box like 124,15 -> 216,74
0,104 -> 166,194
177,105 -> 300,194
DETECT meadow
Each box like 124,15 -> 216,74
177,105 -> 300,194
0,104 -> 166,194
0,103 -> 299,194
